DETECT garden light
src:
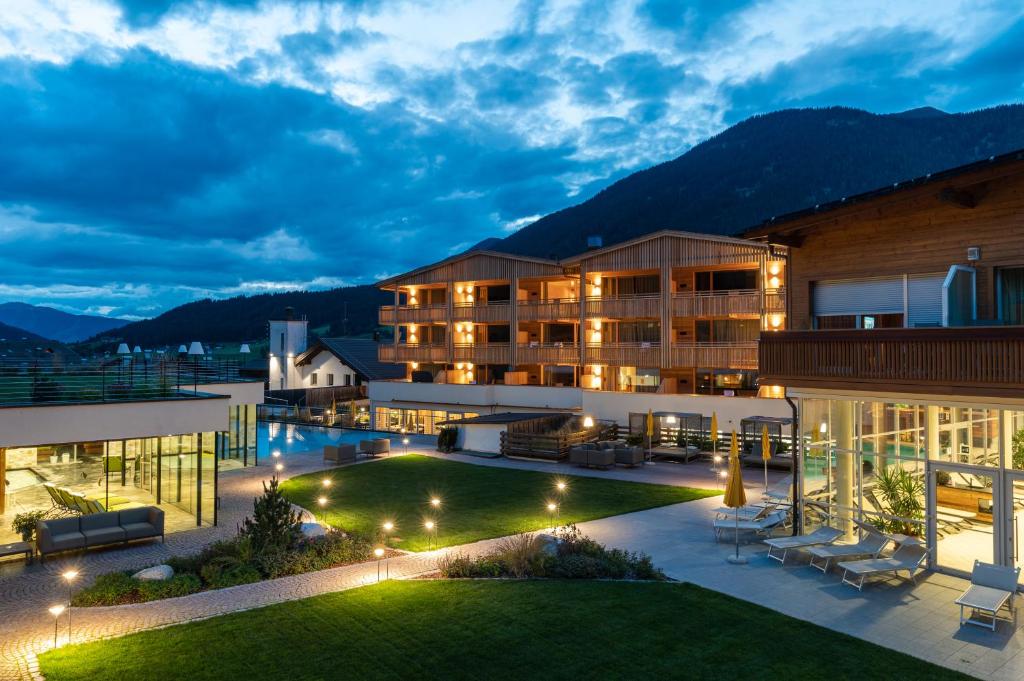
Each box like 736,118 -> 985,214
383,521 -> 394,531
430,497 -> 441,508
322,478 -> 332,488
48,605 -> 65,647
275,463 -> 284,473
556,480 -> 566,492
62,570 -> 77,640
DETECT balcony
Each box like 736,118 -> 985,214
452,301 -> 511,323
765,289 -> 786,315
585,343 -> 661,368
672,342 -> 759,369
585,294 -> 660,319
759,327 -> 1024,397
378,304 -> 447,325
517,342 -> 580,365
453,343 -> 510,365
517,298 -> 580,322
378,344 -> 448,364
672,290 -> 761,317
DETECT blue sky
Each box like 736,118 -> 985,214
0,0 -> 1022,320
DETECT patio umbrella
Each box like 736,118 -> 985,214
761,425 -> 772,493
709,411 -> 719,471
645,409 -> 654,464
329,397 -> 337,426
350,398 -> 357,427
724,430 -> 748,564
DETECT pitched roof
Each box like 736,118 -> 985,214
558,229 -> 769,264
376,250 -> 560,288
293,337 -> 405,381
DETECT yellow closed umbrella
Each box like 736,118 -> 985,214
709,411 -> 719,471
761,425 -> 772,493
330,397 -> 337,426
645,409 -> 654,464
724,430 -> 748,564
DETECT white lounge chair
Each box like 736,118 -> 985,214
955,560 -> 1020,631
713,509 -> 789,541
806,530 -> 888,573
837,541 -> 929,590
714,503 -> 776,521
763,526 -> 844,564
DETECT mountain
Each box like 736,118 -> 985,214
497,105 -> 1024,257
99,285 -> 390,347
0,302 -> 128,343
0,321 -> 43,342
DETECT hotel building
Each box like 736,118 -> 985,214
371,230 -> 791,433
749,148 -> 1024,581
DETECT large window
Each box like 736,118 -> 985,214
695,319 -> 760,343
999,267 -> 1024,324
696,269 -> 757,292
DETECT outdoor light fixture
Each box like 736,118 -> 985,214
187,341 -> 204,393
556,480 -> 567,492
770,314 -> 783,328
403,437 -> 410,454
547,502 -> 557,512
666,415 -> 677,425
430,497 -> 441,508
116,343 -> 130,355
769,276 -> 781,288
275,463 -> 284,473
820,421 -> 828,434
272,450 -> 281,458
424,520 -> 434,530
583,416 -> 594,429
240,344 -> 251,354
322,478 -> 331,488
62,570 -> 78,641
48,605 -> 65,648
383,521 -> 394,532
769,262 -> 781,276
410,362 -> 419,370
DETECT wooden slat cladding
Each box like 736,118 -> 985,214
672,291 -> 761,317
379,304 -> 447,325
452,302 -> 511,323
517,299 -> 580,322
759,327 -> 1024,397
672,343 -> 759,369
586,294 -> 661,318
378,345 -> 448,363
577,233 -> 769,272
585,343 -> 661,368
763,168 -> 1024,329
517,343 -> 580,365
391,252 -> 563,287
453,344 -> 510,365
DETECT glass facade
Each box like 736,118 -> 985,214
373,407 -> 479,435
799,396 -> 1024,578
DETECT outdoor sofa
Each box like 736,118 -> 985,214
36,507 -> 164,561
323,444 -> 358,464
359,439 -> 390,458
568,442 -> 615,469
955,560 -> 1020,631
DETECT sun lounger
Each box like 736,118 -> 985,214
806,530 -> 888,573
713,509 -> 789,541
714,504 -> 775,521
763,526 -> 844,564
955,560 -> 1020,631
837,541 -> 929,590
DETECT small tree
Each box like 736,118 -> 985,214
1012,429 -> 1024,470
241,477 -> 303,557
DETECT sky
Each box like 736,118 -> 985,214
1,0 -> 1023,320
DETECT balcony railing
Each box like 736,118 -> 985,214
378,304 -> 447,325
453,343 -> 510,365
672,342 -> 759,369
672,290 -> 761,317
378,344 -> 448,363
765,288 -> 786,314
585,342 -> 661,367
517,298 -> 580,321
452,301 -> 511,323
517,342 -> 580,365
585,293 -> 660,319
759,327 -> 1024,397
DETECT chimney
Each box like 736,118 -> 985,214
284,306 -> 295,321
586,235 -> 603,250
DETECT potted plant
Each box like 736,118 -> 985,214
12,510 -> 47,541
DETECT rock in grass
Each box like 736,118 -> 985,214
133,565 -> 174,581
302,522 -> 327,538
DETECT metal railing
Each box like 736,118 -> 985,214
0,357 -> 246,407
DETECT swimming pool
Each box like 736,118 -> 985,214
257,422 -> 398,458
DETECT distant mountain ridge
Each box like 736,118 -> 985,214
0,320 -> 43,342
497,105 -> 1024,258
0,303 -> 127,343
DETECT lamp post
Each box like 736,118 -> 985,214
187,341 -> 204,393
116,343 -> 130,384
424,520 -> 436,550
430,497 -> 441,509
402,437 -> 410,455
546,501 -> 559,530
61,570 -> 78,642
374,547 -> 385,581
382,520 -> 394,547
48,605 -> 65,648
317,496 -> 328,524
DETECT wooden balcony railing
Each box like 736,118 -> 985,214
585,294 -> 660,319
759,327 -> 1024,397
378,344 -> 448,363
672,342 -> 759,369
517,298 -> 580,321
585,343 -> 661,368
452,301 -> 511,323
764,289 -> 786,315
517,342 -> 580,365
672,290 -> 761,317
453,343 -> 511,365
378,304 -> 447,325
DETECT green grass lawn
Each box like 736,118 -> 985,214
280,454 -> 717,551
39,580 -> 967,681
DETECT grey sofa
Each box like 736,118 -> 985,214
614,445 -> 645,467
324,444 -> 358,464
36,507 -> 164,561
569,443 -> 615,469
359,438 -> 390,458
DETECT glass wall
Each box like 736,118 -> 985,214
373,407 -> 480,435
223,403 -> 258,469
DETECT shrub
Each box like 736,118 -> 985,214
437,426 -> 459,453
12,510 -> 48,541
493,533 -> 547,578
241,477 -> 303,560
72,572 -> 202,606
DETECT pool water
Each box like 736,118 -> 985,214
257,422 -> 395,458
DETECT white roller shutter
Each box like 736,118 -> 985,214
812,277 -> 904,316
907,274 -> 944,327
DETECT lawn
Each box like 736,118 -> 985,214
279,454 -> 716,550
39,580 -> 968,681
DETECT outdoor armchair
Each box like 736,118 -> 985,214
837,540 -> 929,590
806,530 -> 889,573
763,526 -> 844,564
955,560 -> 1020,631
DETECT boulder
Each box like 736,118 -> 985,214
301,522 -> 327,538
133,564 -> 174,581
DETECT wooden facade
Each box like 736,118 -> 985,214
376,234 -> 786,394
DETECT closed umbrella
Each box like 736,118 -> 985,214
645,409 -> 654,464
709,411 -> 719,471
350,398 -> 357,428
761,425 -> 772,493
330,397 -> 337,426
724,430 -> 748,564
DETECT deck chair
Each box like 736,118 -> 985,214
838,541 -> 929,590
713,509 -> 789,541
806,530 -> 889,573
763,526 -> 844,564
42,483 -> 73,514
68,492 -> 93,514
955,561 -> 1020,631
714,503 -> 775,521
57,487 -> 84,514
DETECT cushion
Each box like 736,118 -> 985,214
44,517 -> 81,535
83,526 -> 126,546
47,531 -> 86,551
81,511 -> 120,531
121,522 -> 158,540
118,507 -> 152,525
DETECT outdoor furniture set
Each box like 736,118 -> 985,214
35,506 -> 165,561
569,441 -> 644,469
322,438 -> 391,464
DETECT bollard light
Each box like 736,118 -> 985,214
48,605 -> 65,648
